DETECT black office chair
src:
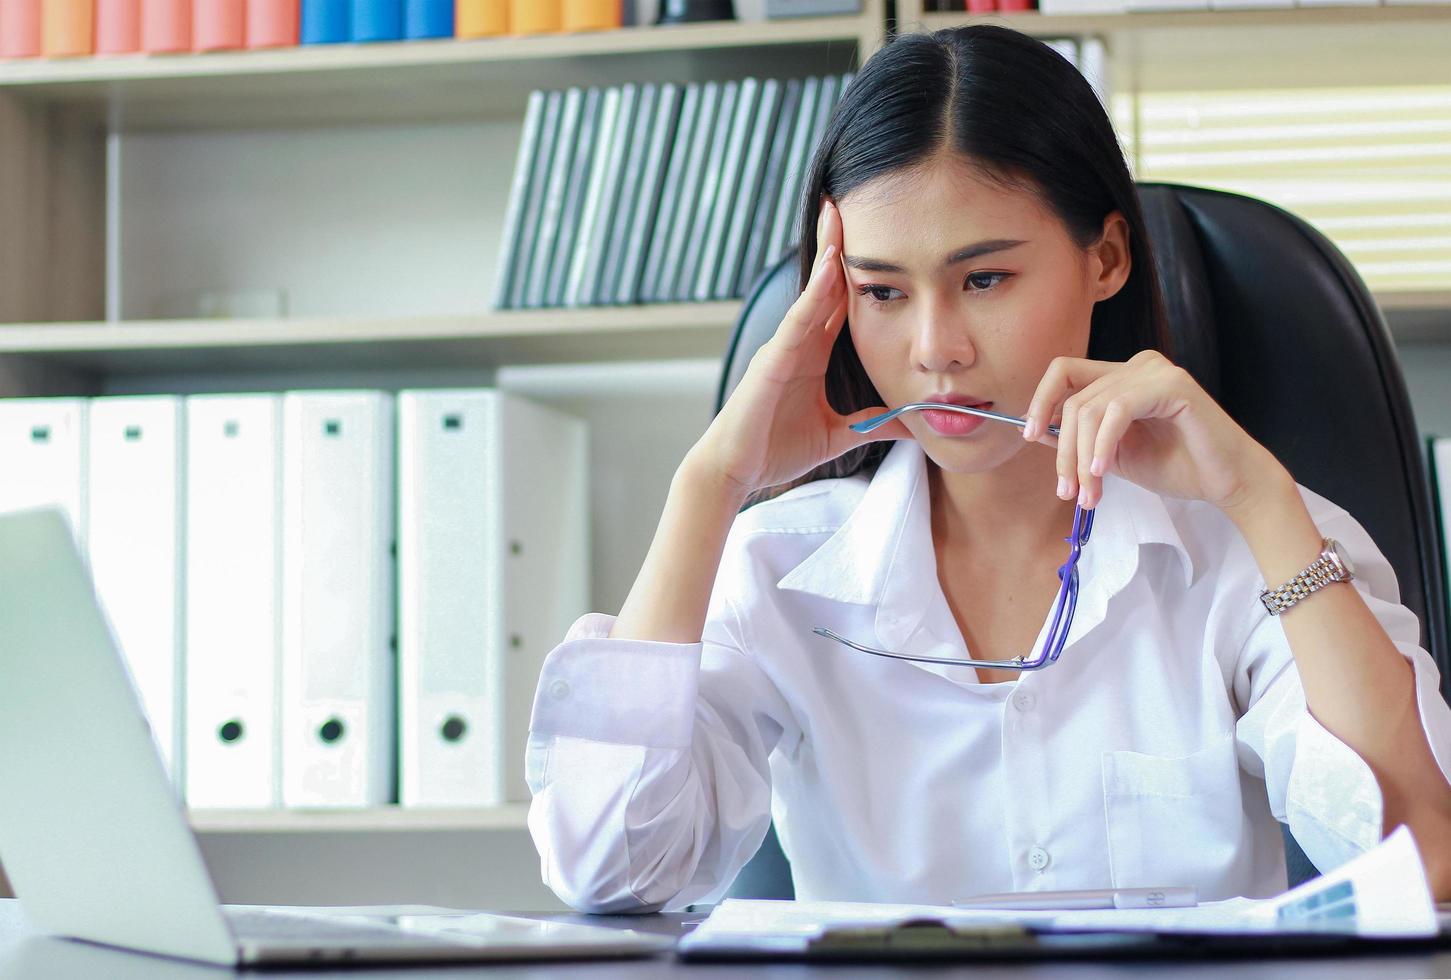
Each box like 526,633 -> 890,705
710,181 -> 1451,900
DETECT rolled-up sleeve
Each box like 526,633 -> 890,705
524,591 -> 799,914
1231,501 -> 1451,875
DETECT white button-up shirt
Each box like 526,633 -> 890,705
525,439 -> 1451,913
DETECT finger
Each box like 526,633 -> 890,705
1087,393 -> 1136,503
1050,370 -> 1120,501
776,240 -> 845,351
1023,356 -> 1118,444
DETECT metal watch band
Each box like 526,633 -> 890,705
1259,546 -> 1342,616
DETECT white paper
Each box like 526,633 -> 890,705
684,825 -> 1437,949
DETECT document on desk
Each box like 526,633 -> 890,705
681,825 -> 1437,956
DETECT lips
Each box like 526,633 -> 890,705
925,392 -> 992,408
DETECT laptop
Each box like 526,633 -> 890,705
0,507 -> 674,966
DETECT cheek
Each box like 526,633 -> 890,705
846,319 -> 905,388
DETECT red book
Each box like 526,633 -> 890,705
194,0 -> 243,48
142,0 -> 191,51
0,0 -> 42,57
967,0 -> 996,11
246,0 -> 299,47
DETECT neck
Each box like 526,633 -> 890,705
928,445 -> 1080,560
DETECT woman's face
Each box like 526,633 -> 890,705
836,156 -> 1130,475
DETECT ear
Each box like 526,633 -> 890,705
1089,210 -> 1132,303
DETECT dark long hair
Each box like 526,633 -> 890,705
749,25 -> 1172,507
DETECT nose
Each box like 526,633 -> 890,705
912,299 -> 976,374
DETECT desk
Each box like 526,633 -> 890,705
1,899 -> 1449,978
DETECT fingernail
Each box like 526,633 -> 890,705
822,243 -> 837,261
1056,476 -> 1069,499
1077,486 -> 1088,507
1023,419 -> 1037,441
1090,455 -> 1104,477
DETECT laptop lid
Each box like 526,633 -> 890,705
0,507 -> 238,966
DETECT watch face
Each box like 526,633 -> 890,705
1327,538 -> 1356,579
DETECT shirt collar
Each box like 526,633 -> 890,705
776,440 -> 1196,652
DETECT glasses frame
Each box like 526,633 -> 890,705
812,503 -> 1093,671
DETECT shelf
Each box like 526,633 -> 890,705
0,303 -> 740,379
0,13 -> 880,130
1,291 -> 1443,382
189,803 -> 530,833
907,6 -> 1451,91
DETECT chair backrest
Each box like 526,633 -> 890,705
712,181 -> 1451,899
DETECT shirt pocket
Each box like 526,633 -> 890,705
1101,730 -> 1252,893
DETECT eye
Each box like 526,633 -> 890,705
966,272 -> 1010,293
855,284 -> 904,310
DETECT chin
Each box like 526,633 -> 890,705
914,429 -> 1024,474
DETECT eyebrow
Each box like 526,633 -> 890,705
842,239 -> 1029,274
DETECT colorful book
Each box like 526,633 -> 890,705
41,0 -> 94,55
141,0 -> 191,51
95,0 -> 141,53
404,0 -> 450,37
300,0 -> 348,43
0,0 -> 42,57
456,0 -> 506,36
351,0 -> 402,41
246,0 -> 299,46
193,0 -> 244,49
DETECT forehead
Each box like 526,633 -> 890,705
837,157 -> 1060,254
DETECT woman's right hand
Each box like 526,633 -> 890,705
692,199 -> 912,497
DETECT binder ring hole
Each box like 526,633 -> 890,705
218,719 -> 245,744
441,716 -> 468,743
318,717 -> 346,744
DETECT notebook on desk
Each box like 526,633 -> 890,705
678,827 -> 1448,962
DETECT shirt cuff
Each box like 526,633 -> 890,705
528,613 -> 703,750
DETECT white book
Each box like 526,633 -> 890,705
280,391 -> 395,808
765,75 -> 821,267
695,77 -> 760,301
564,86 -> 624,308
1039,0 -> 1125,12
0,397 -> 89,538
184,394 -> 283,809
397,389 -> 588,806
85,396 -> 186,786
491,89 -> 547,311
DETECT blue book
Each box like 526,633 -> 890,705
300,0 -> 350,43
352,0 -> 403,41
404,0 -> 451,38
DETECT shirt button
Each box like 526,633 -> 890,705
1028,846 -> 1051,871
548,679 -> 570,701
1013,692 -> 1036,712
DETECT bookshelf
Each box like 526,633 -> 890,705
189,803 -> 530,833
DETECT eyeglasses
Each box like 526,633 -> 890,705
811,401 -> 1093,671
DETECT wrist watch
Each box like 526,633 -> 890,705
1259,537 -> 1356,616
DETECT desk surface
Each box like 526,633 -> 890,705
1,898 -> 1449,978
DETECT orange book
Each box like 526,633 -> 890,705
142,0 -> 192,51
194,0 -> 243,48
561,0 -> 616,31
247,0 -> 299,46
455,0 -> 504,37
508,0 -> 556,33
41,0 -> 94,54
95,0 -> 141,52
0,0 -> 43,56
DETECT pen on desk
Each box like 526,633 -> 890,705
952,886 -> 1198,911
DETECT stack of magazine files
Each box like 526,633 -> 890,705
492,73 -> 851,310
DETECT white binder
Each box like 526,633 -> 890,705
85,396 -> 186,785
0,398 -> 89,538
397,389 -> 588,806
184,394 -> 283,809
280,391 -> 395,808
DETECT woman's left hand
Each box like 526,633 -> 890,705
1022,349 -> 1287,514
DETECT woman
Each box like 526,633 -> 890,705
524,25 -> 1451,912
